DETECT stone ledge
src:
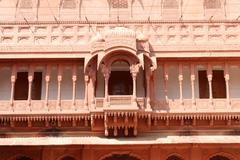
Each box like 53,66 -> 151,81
0,135 -> 240,145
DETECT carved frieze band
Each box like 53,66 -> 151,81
0,23 -> 239,50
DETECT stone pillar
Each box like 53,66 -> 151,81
224,63 -> 231,108
45,65 -> 51,111
145,67 -> 152,111
89,68 -> 96,110
130,63 -> 140,107
10,65 -> 16,111
101,64 -> 111,107
84,75 -> 89,109
178,64 -> 183,105
72,64 -> 77,110
163,64 -> 169,102
207,64 -> 213,106
27,66 -> 34,111
57,65 -> 62,111
191,64 -> 196,107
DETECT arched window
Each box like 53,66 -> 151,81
60,156 -> 76,160
163,0 -> 179,9
16,156 -> 33,160
210,155 -> 231,160
205,0 -> 221,9
166,155 -> 183,160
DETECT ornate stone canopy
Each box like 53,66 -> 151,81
86,27 -> 156,73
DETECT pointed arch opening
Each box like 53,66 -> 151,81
60,156 -> 76,160
15,156 -> 33,160
166,155 -> 184,160
102,154 -> 140,160
209,155 -> 231,160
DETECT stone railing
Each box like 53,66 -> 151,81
0,100 -> 85,114
1,98 -> 240,114
109,95 -> 132,106
153,98 -> 240,112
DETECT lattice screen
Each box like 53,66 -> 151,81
110,0 -> 128,9
163,0 -> 179,9
205,0 -> 221,9
62,0 -> 77,9
19,0 -> 33,9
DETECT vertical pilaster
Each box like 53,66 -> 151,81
207,64 -> 213,106
45,65 -> 51,111
72,64 -> 77,110
190,144 -> 202,160
191,64 -> 196,107
57,65 -> 63,111
224,63 -> 231,108
10,65 -> 16,111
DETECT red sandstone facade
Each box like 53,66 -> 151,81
0,0 -> 240,160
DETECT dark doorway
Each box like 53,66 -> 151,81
198,70 -> 226,98
109,71 -> 133,95
31,72 -> 42,100
103,154 -> 139,160
14,72 -> 29,100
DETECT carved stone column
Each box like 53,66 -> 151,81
27,66 -> 34,111
72,64 -> 77,110
130,63 -> 140,106
163,64 -> 169,102
45,65 -> 51,111
190,64 -> 196,107
145,67 -> 153,111
101,64 -> 111,107
84,75 -> 89,109
89,68 -> 96,110
207,64 -> 213,106
224,63 -> 231,108
10,65 -> 16,111
178,64 -> 183,105
57,65 -> 62,111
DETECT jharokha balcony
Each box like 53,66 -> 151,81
0,58 -> 240,137
0,60 -> 240,113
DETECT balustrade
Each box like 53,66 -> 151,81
0,63 -> 86,113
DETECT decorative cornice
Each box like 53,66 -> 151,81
0,20 -> 240,25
